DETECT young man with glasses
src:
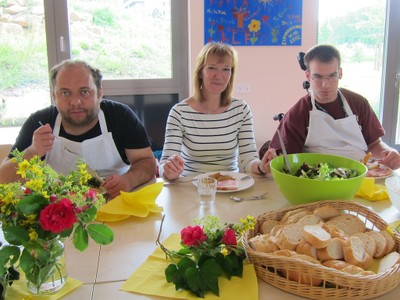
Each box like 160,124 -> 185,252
269,44 -> 400,170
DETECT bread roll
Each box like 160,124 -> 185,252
303,225 -> 331,249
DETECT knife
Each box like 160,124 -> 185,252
276,129 -> 292,174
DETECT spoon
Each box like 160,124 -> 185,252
230,192 -> 267,202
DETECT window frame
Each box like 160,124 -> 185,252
44,0 -> 189,100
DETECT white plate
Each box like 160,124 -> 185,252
192,172 -> 255,193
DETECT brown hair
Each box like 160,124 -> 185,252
193,42 -> 238,107
49,60 -> 103,94
304,44 -> 341,70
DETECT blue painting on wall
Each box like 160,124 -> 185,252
204,0 -> 302,46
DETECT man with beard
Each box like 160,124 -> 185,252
0,60 -> 156,198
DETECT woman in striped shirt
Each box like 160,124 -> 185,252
159,42 -> 276,181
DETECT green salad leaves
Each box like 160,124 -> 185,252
288,162 -> 358,180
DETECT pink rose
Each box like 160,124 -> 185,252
181,225 -> 207,247
39,198 -> 77,234
221,228 -> 237,246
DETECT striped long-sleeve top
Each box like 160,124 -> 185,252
159,98 -> 260,177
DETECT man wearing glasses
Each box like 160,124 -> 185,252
269,44 -> 400,170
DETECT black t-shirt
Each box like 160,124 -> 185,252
10,99 -> 151,164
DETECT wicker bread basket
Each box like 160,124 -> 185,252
243,200 -> 400,299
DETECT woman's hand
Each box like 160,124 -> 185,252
163,155 -> 185,180
254,148 -> 277,175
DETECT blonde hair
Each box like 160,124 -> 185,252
193,42 -> 238,107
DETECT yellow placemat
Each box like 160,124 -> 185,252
6,276 -> 82,299
96,182 -> 164,222
120,234 -> 258,300
356,177 -> 389,201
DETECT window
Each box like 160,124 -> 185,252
318,0 -> 399,150
0,0 -> 188,147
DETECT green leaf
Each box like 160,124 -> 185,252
221,252 -> 244,279
198,258 -> 221,296
87,223 -> 114,245
79,206 -> 97,223
2,225 -> 30,246
73,224 -> 89,251
17,194 -> 48,215
59,226 -> 73,238
0,245 -> 20,274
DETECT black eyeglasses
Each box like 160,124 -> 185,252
310,74 -> 340,83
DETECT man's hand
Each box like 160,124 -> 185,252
103,174 -> 131,199
32,123 -> 55,157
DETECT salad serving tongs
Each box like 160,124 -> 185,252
276,129 -> 292,174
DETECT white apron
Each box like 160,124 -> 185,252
304,90 -> 367,161
45,110 -> 130,177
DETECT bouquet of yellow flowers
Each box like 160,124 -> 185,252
0,150 -> 113,294
157,215 -> 255,298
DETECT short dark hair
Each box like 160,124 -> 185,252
304,44 -> 341,70
49,60 -> 103,94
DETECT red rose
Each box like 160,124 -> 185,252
181,225 -> 207,247
85,189 -> 97,201
39,198 -> 77,234
222,228 -> 237,246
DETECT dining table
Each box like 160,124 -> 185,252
6,172 -> 400,299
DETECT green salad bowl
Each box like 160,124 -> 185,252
270,153 -> 368,205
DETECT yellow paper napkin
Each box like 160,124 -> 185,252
6,276 -> 82,299
96,182 -> 164,222
120,234 -> 258,300
356,177 -> 389,201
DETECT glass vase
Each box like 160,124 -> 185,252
25,238 -> 67,294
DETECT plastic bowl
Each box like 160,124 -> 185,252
385,176 -> 400,211
270,153 -> 367,205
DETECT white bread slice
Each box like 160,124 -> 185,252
260,219 -> 280,234
297,214 -> 322,226
365,231 -> 387,258
313,205 -> 341,221
276,223 -> 304,250
303,224 -> 331,249
317,238 -> 344,261
359,253 -> 373,270
286,210 -> 312,224
341,264 -> 367,275
343,236 -> 366,267
296,239 -> 319,259
378,251 -> 400,273
282,254 -> 323,286
280,208 -> 307,223
325,214 -> 366,236
248,234 -> 279,253
351,232 -> 376,258
322,223 -> 349,241
379,230 -> 396,254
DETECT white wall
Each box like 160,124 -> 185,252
188,1 -> 319,149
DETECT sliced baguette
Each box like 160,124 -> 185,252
260,219 -> 280,234
317,237 -> 344,261
365,231 -> 387,258
377,251 -> 400,273
297,214 -> 322,226
343,236 -> 366,267
303,224 -> 331,249
351,232 -> 376,258
379,230 -> 396,254
325,214 -> 366,236
313,205 -> 341,221
275,223 -> 304,250
282,254 -> 323,286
